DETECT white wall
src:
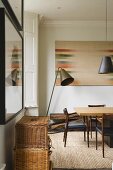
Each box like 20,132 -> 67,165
0,110 -> 24,170
39,21 -> 113,115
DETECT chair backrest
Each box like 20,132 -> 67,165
103,114 -> 113,122
63,108 -> 68,115
89,105 -> 106,123
89,105 -> 105,119
100,114 -> 113,131
63,108 -> 69,122
63,108 -> 70,131
63,108 -> 80,122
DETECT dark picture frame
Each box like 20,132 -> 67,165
1,0 -> 23,30
0,8 -> 23,124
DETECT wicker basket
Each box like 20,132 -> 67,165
14,148 -> 49,170
15,116 -> 49,148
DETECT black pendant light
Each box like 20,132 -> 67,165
98,0 -> 113,74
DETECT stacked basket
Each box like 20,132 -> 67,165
14,116 -> 51,170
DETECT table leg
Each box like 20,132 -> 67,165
86,116 -> 89,147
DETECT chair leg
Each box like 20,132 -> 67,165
86,117 -> 89,147
90,117 -> 92,138
95,116 -> 98,150
96,129 -> 98,150
84,130 -> 86,141
63,133 -> 64,142
64,130 -> 67,147
63,123 -> 68,147
102,133 -> 104,158
87,130 -> 89,147
83,116 -> 86,142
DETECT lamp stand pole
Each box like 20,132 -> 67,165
46,67 -> 60,116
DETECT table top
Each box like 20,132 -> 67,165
74,107 -> 113,116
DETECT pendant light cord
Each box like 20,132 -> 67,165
106,0 -> 107,41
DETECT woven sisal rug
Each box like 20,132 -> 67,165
53,169 -> 111,170
50,132 -> 113,169
53,168 -> 111,170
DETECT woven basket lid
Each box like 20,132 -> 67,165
16,116 -> 48,126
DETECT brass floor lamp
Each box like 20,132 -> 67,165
46,67 -> 74,116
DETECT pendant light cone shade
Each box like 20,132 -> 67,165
60,68 -> 74,86
98,56 -> 113,74
6,69 -> 18,86
11,69 -> 18,86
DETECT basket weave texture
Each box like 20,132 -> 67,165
15,116 -> 48,148
14,148 -> 49,170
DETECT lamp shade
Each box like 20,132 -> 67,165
11,69 -> 18,86
60,68 -> 74,86
98,56 -> 113,74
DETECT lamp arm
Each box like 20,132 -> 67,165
46,67 -> 61,116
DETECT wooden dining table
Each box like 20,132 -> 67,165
74,107 -> 113,147
74,107 -> 113,117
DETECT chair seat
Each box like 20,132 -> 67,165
66,120 -> 86,131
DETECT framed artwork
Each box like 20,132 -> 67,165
0,8 -> 23,124
1,0 -> 23,30
55,41 -> 113,86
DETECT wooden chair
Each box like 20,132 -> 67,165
96,114 -> 113,158
63,108 -> 88,147
88,104 -> 105,138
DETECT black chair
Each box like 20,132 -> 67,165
96,114 -> 113,158
63,108 -> 88,147
88,104 -> 105,138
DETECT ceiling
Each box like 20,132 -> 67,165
24,0 -> 113,22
